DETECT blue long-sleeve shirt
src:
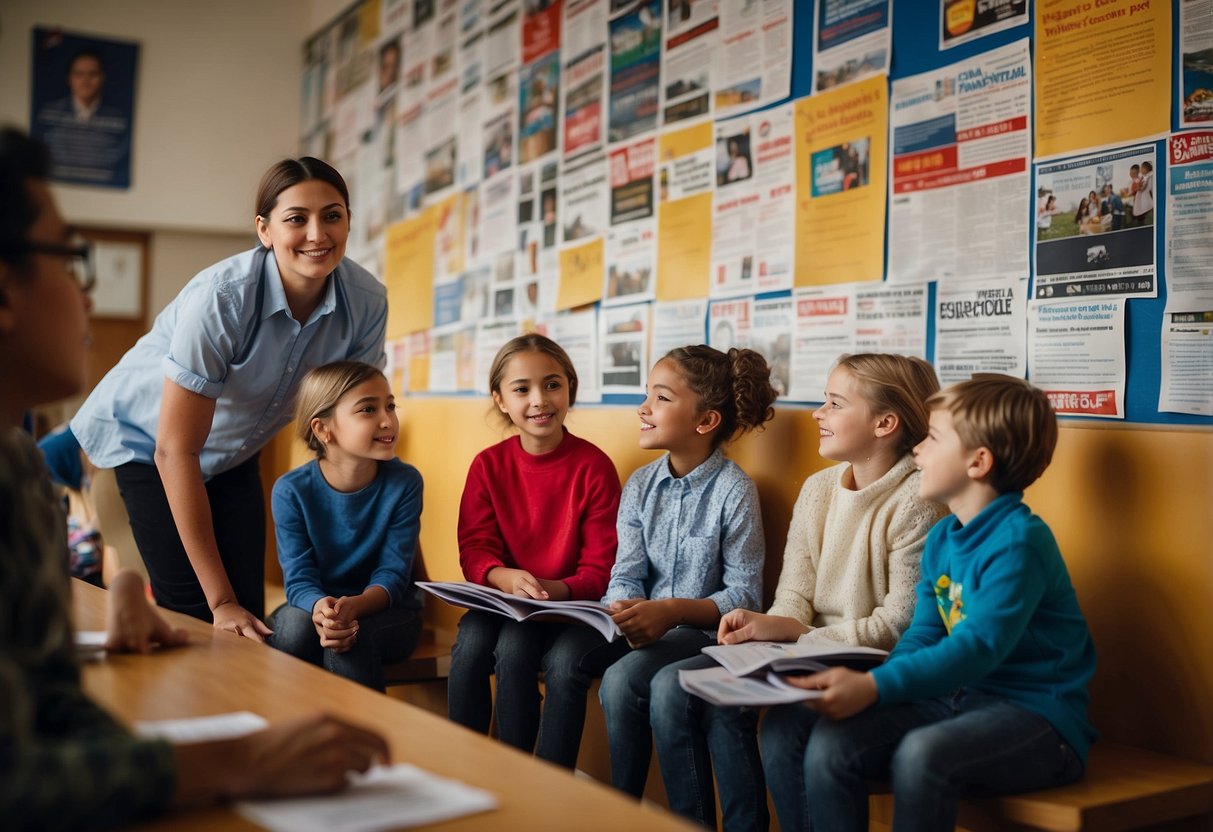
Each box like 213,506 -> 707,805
871,492 -> 1097,762
604,449 -> 763,620
273,458 -> 423,614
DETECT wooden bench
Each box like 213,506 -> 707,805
383,625 -> 455,685
869,741 -> 1213,831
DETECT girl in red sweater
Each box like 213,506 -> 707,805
448,334 -> 622,767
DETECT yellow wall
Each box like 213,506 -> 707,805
270,400 -> 1213,764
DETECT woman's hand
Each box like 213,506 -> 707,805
104,569 -> 189,653
717,609 -> 809,644
212,601 -> 273,643
785,667 -> 878,720
610,598 -> 674,648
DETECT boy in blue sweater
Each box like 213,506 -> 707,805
778,374 -> 1096,832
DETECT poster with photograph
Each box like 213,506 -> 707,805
752,297 -> 793,398
661,0 -> 717,124
1180,0 -> 1213,130
813,0 -> 890,93
519,51 -> 560,164
1034,143 -> 1156,300
30,28 -> 139,189
608,0 -> 662,143
603,220 -> 656,306
599,302 -> 649,393
708,297 -> 753,351
940,0 -> 1027,50
610,137 -> 655,225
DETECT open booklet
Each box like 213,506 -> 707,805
678,640 -> 889,707
678,666 -> 826,707
416,580 -> 623,642
701,640 -> 888,677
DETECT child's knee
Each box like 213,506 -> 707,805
890,726 -> 950,788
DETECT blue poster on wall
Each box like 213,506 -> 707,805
29,27 -> 139,189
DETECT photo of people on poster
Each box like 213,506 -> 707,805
30,27 -> 139,189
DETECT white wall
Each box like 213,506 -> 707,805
0,0 -> 314,234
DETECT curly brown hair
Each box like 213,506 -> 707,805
662,345 -> 777,447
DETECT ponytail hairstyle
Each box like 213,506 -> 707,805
833,353 -> 940,455
663,345 -> 776,448
293,360 -> 387,458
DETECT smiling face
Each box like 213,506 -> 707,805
0,180 -> 91,425
492,349 -> 570,455
913,407 -> 976,509
811,365 -> 883,464
638,358 -> 711,454
312,375 -> 398,464
255,180 -> 350,293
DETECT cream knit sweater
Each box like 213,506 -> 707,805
767,454 -> 947,651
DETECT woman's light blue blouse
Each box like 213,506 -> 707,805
72,247 -> 387,479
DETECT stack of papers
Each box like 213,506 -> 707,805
678,641 -> 888,707
417,580 -> 622,642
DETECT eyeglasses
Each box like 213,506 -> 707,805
21,236 -> 96,293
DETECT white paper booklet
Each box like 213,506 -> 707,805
701,641 -> 888,677
236,764 -> 498,832
417,580 -> 622,642
677,666 -> 825,707
134,711 -> 269,743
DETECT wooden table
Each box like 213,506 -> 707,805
73,580 -> 696,831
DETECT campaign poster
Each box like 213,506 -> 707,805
30,28 -> 139,189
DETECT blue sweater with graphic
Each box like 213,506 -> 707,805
273,458 -> 423,614
870,492 -> 1097,762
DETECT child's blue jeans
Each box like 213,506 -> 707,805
447,611 -> 624,768
267,602 -> 421,693
805,688 -> 1085,832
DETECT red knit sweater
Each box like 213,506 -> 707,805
457,430 -> 621,601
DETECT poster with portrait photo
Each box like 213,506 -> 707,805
1034,144 -> 1157,300
31,28 -> 138,189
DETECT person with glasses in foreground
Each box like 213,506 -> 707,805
0,126 -> 388,829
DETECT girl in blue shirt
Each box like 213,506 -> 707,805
267,361 -> 423,692
598,345 -> 776,797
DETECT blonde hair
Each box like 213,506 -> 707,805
834,354 -> 940,454
927,374 -> 1057,493
293,361 -> 387,457
487,333 -> 578,427
662,345 -> 776,447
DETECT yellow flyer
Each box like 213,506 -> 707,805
656,121 -> 714,299
384,208 -> 439,338
557,237 -> 605,310
1035,0 -> 1170,158
793,75 -> 888,286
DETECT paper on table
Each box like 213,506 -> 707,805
134,711 -> 269,743
235,764 -> 498,832
75,630 -> 107,661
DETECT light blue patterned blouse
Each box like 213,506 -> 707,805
604,448 -> 764,619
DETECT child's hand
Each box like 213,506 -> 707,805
487,567 -> 549,599
104,569 -> 189,653
312,596 -> 359,653
717,609 -> 808,644
786,667 -> 878,720
610,598 -> 674,647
